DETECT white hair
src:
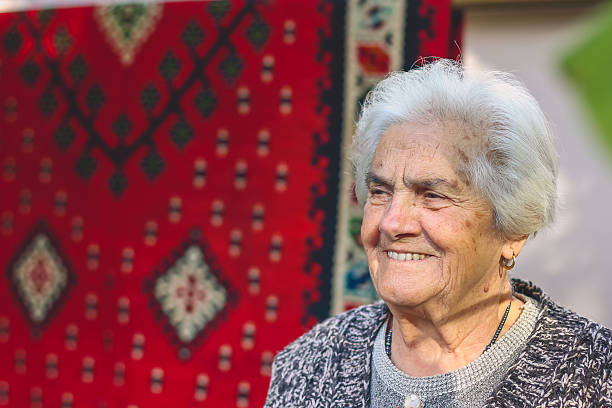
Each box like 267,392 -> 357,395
352,59 -> 558,239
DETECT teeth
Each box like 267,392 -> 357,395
387,251 -> 427,261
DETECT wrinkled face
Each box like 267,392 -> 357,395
361,122 -> 506,310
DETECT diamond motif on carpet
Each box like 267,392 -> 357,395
154,244 -> 227,343
10,231 -> 71,328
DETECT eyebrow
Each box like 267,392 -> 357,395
366,172 -> 392,187
366,171 -> 458,190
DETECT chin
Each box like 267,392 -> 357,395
373,274 -> 439,308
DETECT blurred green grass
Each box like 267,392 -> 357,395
563,3 -> 612,152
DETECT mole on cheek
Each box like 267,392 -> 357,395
464,219 -> 472,229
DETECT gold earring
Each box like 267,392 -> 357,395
502,253 -> 516,271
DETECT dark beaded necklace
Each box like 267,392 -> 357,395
385,301 -> 512,357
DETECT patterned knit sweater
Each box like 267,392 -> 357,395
264,280 -> 612,407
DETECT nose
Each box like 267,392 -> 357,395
379,193 -> 421,238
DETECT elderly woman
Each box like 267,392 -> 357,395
264,59 -> 612,407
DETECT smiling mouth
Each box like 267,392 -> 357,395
386,251 -> 428,261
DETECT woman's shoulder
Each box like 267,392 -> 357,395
490,280 -> 612,406
514,279 -> 612,398
277,300 -> 388,358
540,293 -> 612,360
513,278 -> 612,352
513,278 -> 612,351
264,301 -> 387,407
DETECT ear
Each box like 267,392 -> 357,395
501,235 -> 528,260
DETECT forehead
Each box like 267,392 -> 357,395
371,121 -> 479,187
378,133 -> 439,156
378,119 -> 478,149
374,121 -> 467,159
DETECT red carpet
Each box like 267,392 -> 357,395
0,1 -> 458,406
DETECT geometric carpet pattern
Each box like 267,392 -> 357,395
0,0 -> 457,406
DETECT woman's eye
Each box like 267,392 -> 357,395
424,192 -> 444,200
368,187 -> 390,202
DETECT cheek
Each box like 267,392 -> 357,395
361,204 -> 383,281
438,213 -> 501,267
361,205 -> 379,246
361,203 -> 386,254
425,213 -> 479,253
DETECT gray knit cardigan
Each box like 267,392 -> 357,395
265,280 -> 612,407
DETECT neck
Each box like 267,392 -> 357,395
387,278 -> 523,376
